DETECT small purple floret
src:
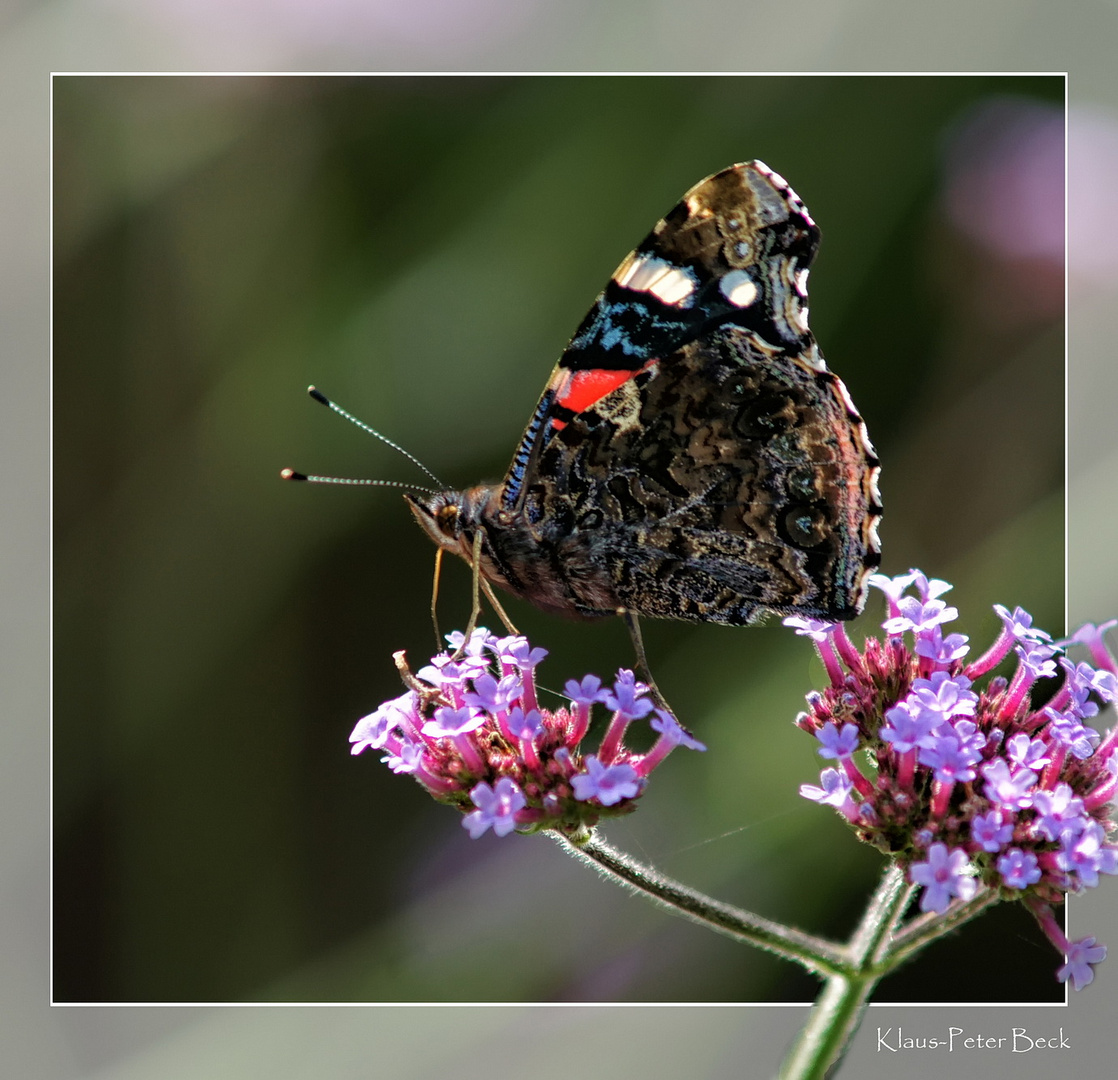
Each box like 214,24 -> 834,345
815,721 -> 860,760
462,777 -> 526,838
971,809 -> 1015,852
564,674 -> 607,706
572,756 -> 641,806
603,670 -> 655,720
1058,937 -> 1108,991
910,843 -> 978,914
997,847 -> 1042,889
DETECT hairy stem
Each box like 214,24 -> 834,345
554,830 -> 847,976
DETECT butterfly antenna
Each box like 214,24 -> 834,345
280,470 -> 441,496
306,385 -> 445,487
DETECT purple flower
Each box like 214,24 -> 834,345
648,710 -> 706,753
783,616 -> 837,641
815,721 -> 860,760
1057,936 -> 1108,991
800,768 -> 857,820
1031,784 -> 1087,842
493,635 -> 548,670
997,848 -> 1042,889
981,759 -> 1038,811
910,843 -> 979,914
1057,658 -> 1115,715
445,626 -> 497,657
914,627 -> 970,666
464,672 -> 520,715
417,657 -> 469,688
572,756 -> 641,806
869,569 -> 951,605
994,604 -> 1053,645
880,702 -> 938,753
919,727 -> 984,784
882,596 -> 959,636
380,742 -> 427,778
1065,619 -> 1118,672
1073,660 -> 1117,703
564,674 -> 607,706
506,706 -> 544,743
350,693 -> 410,754
909,671 -> 978,723
423,705 -> 486,738
1043,707 -> 1100,759
381,738 -> 425,775
792,574 -> 1117,990
1056,821 -> 1118,889
357,632 -> 699,840
1015,639 -> 1058,680
971,809 -> 1015,852
603,669 -> 654,720
1067,619 -> 1118,647
1005,732 -> 1051,771
462,777 -> 526,838
911,573 -> 953,601
868,570 -> 920,605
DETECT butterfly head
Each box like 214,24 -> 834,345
404,485 -> 500,568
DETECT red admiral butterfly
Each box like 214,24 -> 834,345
405,162 -> 882,644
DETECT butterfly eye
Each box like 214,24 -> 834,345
437,505 -> 460,531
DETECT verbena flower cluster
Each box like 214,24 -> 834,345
787,571 -> 1118,990
350,627 -> 705,840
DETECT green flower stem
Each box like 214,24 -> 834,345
557,833 -> 998,1077
777,863 -> 914,1080
554,831 -> 848,976
887,885 -> 999,967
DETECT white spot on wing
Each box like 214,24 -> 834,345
650,268 -> 697,305
719,269 -> 758,307
795,268 -> 810,296
615,255 -> 696,306
794,305 -> 810,331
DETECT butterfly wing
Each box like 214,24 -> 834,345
488,161 -> 881,624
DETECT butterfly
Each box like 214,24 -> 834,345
404,162 -> 882,659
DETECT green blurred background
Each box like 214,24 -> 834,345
53,74 -> 1066,1004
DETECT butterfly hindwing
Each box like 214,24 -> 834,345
406,161 -> 881,626
517,323 -> 878,623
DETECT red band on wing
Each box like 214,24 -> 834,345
548,362 -> 656,430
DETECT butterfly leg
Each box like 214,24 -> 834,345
429,548 -> 445,652
448,533 -> 523,661
619,609 -> 680,723
480,579 -> 520,636
451,531 -> 486,660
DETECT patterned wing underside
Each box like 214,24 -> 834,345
474,161 -> 880,625
514,327 -> 879,623
500,162 -> 821,511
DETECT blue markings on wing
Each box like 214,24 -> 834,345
501,388 -> 555,509
565,291 -> 691,368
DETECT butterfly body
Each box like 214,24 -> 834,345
406,162 -> 882,628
